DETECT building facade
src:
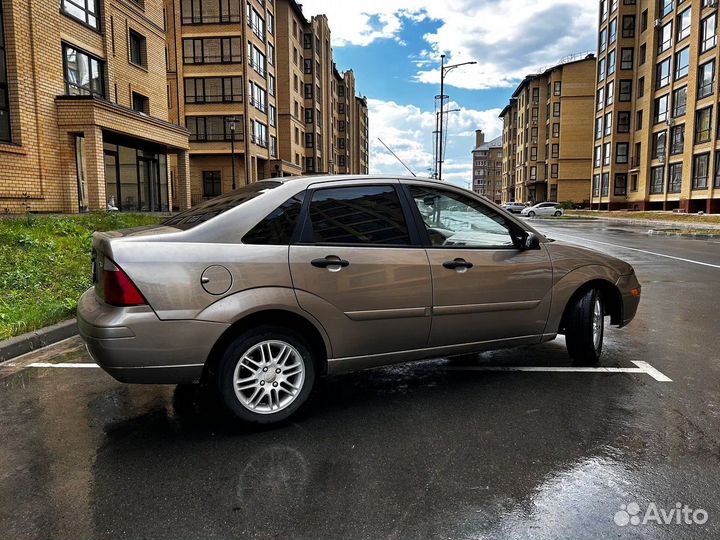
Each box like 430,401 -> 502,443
471,129 -> 503,203
499,55 -> 596,205
0,0 -> 191,214
592,0 -> 720,212
166,0 -> 369,205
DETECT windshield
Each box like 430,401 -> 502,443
163,181 -> 282,230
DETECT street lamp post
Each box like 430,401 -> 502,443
227,116 -> 239,190
437,55 -> 477,181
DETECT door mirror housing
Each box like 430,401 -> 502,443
522,232 -> 541,250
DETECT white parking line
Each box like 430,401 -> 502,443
26,360 -> 672,381
28,362 -> 99,369
445,360 -> 672,382
553,233 -> 720,270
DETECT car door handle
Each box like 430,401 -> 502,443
442,258 -> 473,270
311,257 -> 350,269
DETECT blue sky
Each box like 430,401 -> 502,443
301,0 -> 599,187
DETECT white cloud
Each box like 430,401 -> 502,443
300,0 -> 597,89
367,98 -> 501,188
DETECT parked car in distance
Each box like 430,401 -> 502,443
78,176 -> 640,425
521,202 -> 564,218
501,202 -> 528,214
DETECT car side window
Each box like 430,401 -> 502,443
243,194 -> 304,245
408,185 -> 515,248
304,185 -> 411,245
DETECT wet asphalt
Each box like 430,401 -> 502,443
1,219 -> 719,540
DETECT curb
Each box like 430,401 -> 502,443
648,229 -> 720,240
0,319 -> 79,363
567,215 -> 720,229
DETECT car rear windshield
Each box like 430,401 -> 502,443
162,181 -> 282,230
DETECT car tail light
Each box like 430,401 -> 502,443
102,258 -> 147,306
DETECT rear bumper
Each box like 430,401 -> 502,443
77,289 -> 229,384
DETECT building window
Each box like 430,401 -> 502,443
674,47 -> 689,80
616,142 -> 629,164
609,18 -> 617,43
61,0 -> 99,29
599,27 -> 607,53
304,58 -> 312,74
0,3 -> 11,142
619,80 -> 632,101
618,111 -> 630,133
668,163 -> 682,193
304,84 -> 312,99
129,30 -> 147,67
604,112 -> 613,136
698,61 -> 715,99
304,108 -> 313,124
695,107 -> 712,144
670,124 -> 684,155
597,87 -> 604,110
656,58 -> 671,88
595,117 -> 603,139
247,7 -> 265,41
677,7 -> 691,42
700,14 -> 717,53
552,144 -> 559,158
603,142 -> 611,165
248,81 -> 266,112
620,48 -> 633,70
692,153 -> 710,189
63,44 -> 104,97
614,174 -> 627,196
181,0 -> 241,24
553,81 -> 561,96
641,9 -> 647,32
652,131 -> 667,160
184,77 -> 243,103
650,166 -> 664,194
132,92 -> 149,113
202,171 -> 222,198
636,109 -> 643,130
270,135 -> 277,157
248,44 -> 266,75
714,152 -> 720,188
653,94 -> 669,124
622,15 -> 635,38
269,105 -> 276,127
183,37 -> 242,64
252,120 -> 268,147
552,123 -> 560,138
551,164 -> 558,178
268,74 -> 275,96
186,115 -> 243,141
598,57 -> 606,81
607,49 -> 616,75
672,86 -> 687,117
638,76 -> 644,97
552,102 -> 560,117
304,156 -> 314,172
660,0 -> 673,17
592,174 -> 600,196
601,172 -> 609,196
631,173 -> 638,192
657,21 -> 672,54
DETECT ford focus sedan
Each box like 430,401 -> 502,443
78,176 -> 641,425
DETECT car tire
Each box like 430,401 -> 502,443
554,210 -> 562,217
527,211 -> 536,217
565,288 -> 604,366
218,325 -> 316,425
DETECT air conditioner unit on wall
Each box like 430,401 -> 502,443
654,19 -> 662,28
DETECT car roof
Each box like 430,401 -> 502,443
262,174 -> 455,191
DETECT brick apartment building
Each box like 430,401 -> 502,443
0,0 -> 192,214
592,0 -> 720,212
470,129 -> 502,203
0,0 -> 368,213
499,55 -> 596,205
166,0 -> 369,205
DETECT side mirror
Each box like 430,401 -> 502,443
522,232 -> 541,250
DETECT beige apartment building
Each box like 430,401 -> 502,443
471,129 -> 502,203
592,0 -> 720,212
499,55 -> 596,205
0,0 -> 191,214
166,0 -> 368,204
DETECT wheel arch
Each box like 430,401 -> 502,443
201,309 -> 330,383
557,278 -> 623,334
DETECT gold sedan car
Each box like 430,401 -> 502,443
78,176 -> 641,424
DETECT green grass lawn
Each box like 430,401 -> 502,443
0,213 -> 163,341
567,210 -> 720,224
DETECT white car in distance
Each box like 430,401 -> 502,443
521,202 -> 564,218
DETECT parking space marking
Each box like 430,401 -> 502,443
26,360 -> 671,381
28,362 -> 99,369
445,360 -> 672,382
552,233 -> 720,270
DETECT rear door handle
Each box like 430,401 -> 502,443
311,257 -> 350,269
442,258 -> 473,270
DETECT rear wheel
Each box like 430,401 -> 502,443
565,288 -> 604,365
218,326 -> 316,425
527,210 -> 536,217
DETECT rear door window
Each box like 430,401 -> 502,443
303,185 -> 411,245
243,194 -> 303,245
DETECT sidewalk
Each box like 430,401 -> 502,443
565,211 -> 720,230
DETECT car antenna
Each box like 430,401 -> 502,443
377,138 -> 417,177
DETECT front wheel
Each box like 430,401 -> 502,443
527,211 -> 536,217
554,210 -> 562,217
218,326 -> 316,425
565,288 -> 604,365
